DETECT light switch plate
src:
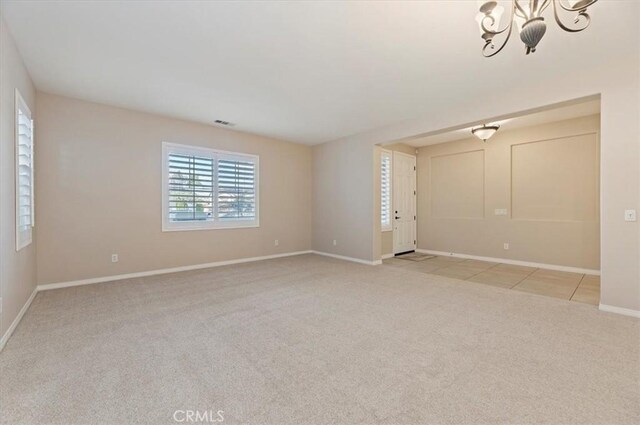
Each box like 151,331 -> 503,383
624,209 -> 637,222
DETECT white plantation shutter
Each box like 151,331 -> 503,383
217,155 -> 257,220
162,143 -> 259,230
381,150 -> 392,231
15,90 -> 34,250
167,153 -> 214,222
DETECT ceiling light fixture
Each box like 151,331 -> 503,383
476,0 -> 599,57
472,124 -> 500,142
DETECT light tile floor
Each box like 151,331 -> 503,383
383,255 -> 600,305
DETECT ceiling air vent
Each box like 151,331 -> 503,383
214,119 -> 235,127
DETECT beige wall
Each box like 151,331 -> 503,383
384,143 -> 415,156
35,93 -> 312,285
313,138 -> 375,261
0,16 -> 37,339
416,115 -> 600,270
380,143 -> 416,256
381,227 -> 393,257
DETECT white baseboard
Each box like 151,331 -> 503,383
599,304 -> 640,318
38,250 -> 313,291
0,287 -> 37,352
381,253 -> 394,260
416,249 -> 600,276
312,251 -> 381,265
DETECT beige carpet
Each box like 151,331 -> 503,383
1,254 -> 638,425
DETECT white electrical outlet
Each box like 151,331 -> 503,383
494,209 -> 508,216
624,209 -> 637,222
274,239 -> 279,246
333,239 -> 337,246
111,254 -> 119,263
503,243 -> 509,250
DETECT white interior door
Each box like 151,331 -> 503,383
393,152 -> 416,254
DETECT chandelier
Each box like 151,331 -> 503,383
476,0 -> 599,57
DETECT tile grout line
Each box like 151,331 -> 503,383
412,257 -> 461,274
428,258 -> 496,279
385,257 -> 450,275
509,267 -> 539,289
464,261 -> 501,281
569,274 -> 586,301
422,256 -> 451,273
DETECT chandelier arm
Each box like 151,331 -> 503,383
538,0 -> 553,15
556,0 -> 598,13
513,0 -> 529,19
481,15 -> 508,36
482,1 -> 517,57
552,0 -> 592,33
482,17 -> 515,57
481,0 -> 518,37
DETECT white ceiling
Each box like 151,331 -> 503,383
403,99 -> 601,147
0,1 -> 625,145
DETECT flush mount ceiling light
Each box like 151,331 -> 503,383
476,0 -> 599,57
471,124 -> 500,142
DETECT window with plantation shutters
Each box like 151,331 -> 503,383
162,142 -> 259,231
381,150 -> 392,231
15,90 -> 34,250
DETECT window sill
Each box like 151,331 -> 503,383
162,221 -> 260,232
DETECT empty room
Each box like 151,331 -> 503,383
1,1 -> 639,424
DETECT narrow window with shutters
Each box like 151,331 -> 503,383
381,150 -> 392,232
162,142 -> 259,231
15,90 -> 34,251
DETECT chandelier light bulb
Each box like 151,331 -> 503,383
567,0 -> 591,8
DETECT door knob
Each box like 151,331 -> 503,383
395,216 -> 400,219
